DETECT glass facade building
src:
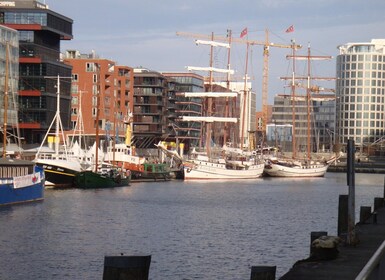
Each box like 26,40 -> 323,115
0,0 -> 73,144
336,39 -> 385,146
270,94 -> 335,153
163,72 -> 204,150
0,25 -> 18,127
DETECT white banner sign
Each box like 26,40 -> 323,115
13,173 -> 41,189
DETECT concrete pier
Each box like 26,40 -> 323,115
279,197 -> 385,279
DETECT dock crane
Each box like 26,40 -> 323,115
176,30 -> 302,141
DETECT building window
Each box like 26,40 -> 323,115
86,62 -> 96,72
71,96 -> 78,105
71,107 -> 77,116
72,73 -> 78,82
71,84 -> 78,94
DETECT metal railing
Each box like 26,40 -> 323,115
355,240 -> 385,280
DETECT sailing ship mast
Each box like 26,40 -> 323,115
94,63 -> 101,173
206,32 -> 214,157
290,40 -> 297,159
2,42 -> 9,157
183,32 -> 236,156
285,42 -> 333,161
223,29 -> 232,147
240,43 -> 250,150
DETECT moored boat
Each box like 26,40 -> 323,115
180,32 -> 265,180
263,42 -> 336,177
73,168 -> 130,189
184,153 -> 264,180
264,158 -> 328,177
0,158 -> 45,206
34,76 -> 85,187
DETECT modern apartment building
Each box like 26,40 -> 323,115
0,0 -> 73,144
336,39 -> 385,148
63,50 -> 134,148
133,68 -> 169,148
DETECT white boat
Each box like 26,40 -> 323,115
185,154 -> 264,180
182,33 -> 264,180
264,158 -> 328,177
34,76 -> 84,187
263,42 -> 336,177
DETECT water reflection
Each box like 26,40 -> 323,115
0,173 -> 383,279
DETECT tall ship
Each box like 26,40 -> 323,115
0,27 -> 44,206
179,32 -> 264,180
264,42 -> 338,177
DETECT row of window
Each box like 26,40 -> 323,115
1,12 -> 72,36
338,133 -> 383,145
338,71 -> 385,80
337,111 -> 384,122
338,95 -> 384,103
337,86 -> 385,95
338,62 -> 385,71
338,53 -> 385,62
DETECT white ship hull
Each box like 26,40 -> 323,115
184,160 -> 264,180
264,161 -> 328,177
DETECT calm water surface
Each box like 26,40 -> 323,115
0,172 -> 384,279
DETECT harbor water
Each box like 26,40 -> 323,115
0,173 -> 384,279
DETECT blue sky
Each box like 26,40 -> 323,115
48,0 -> 385,108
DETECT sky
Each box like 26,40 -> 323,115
47,0 -> 385,109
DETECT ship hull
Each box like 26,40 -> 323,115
73,170 -> 130,189
35,159 -> 82,187
0,164 -> 45,206
264,162 -> 328,177
184,160 -> 264,180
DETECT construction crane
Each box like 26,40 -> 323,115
176,30 -> 302,141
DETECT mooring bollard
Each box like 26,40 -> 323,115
310,231 -> 328,255
338,194 -> 348,238
373,212 -> 378,224
374,197 -> 384,211
250,266 -> 276,280
359,206 -> 372,223
103,255 -> 151,280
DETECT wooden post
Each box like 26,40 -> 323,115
359,206 -> 372,223
103,255 -> 151,280
250,266 -> 276,280
383,176 -> 385,199
347,139 -> 356,245
338,194 -> 348,238
310,231 -> 328,255
374,197 -> 384,211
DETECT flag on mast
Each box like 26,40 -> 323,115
240,27 -> 248,38
285,25 -> 294,33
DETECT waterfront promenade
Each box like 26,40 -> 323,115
327,154 -> 385,174
280,188 -> 385,279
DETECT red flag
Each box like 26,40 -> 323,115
240,27 -> 248,38
285,25 -> 294,33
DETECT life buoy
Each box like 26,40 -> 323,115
186,168 -> 192,173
